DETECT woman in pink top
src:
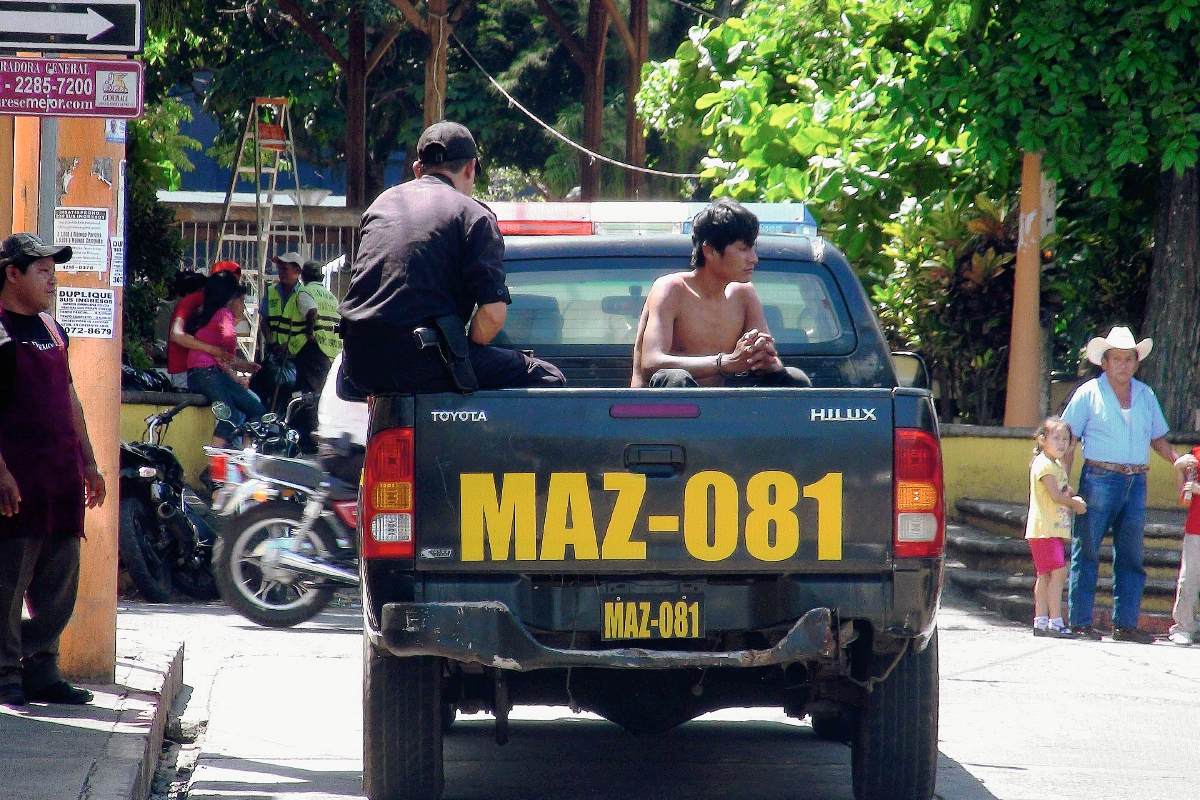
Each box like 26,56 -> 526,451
185,280 -> 266,446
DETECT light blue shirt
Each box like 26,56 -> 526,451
1061,374 -> 1169,465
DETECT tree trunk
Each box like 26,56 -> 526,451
581,0 -> 608,201
346,7 -> 367,209
1141,166 -> 1200,431
624,0 -> 647,198
423,0 -> 450,127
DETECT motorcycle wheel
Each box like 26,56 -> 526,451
213,501 -> 339,628
118,498 -> 174,602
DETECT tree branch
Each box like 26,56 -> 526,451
598,0 -> 634,58
532,0 -> 587,71
385,0 -> 428,35
365,19 -> 405,76
275,0 -> 348,69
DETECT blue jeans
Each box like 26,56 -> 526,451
1069,465 -> 1147,628
187,366 -> 267,442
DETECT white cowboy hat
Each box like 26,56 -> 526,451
1086,326 -> 1152,366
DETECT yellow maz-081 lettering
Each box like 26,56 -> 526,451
459,470 -> 844,562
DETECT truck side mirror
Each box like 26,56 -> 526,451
892,351 -> 931,389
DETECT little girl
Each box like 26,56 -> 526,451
1026,417 -> 1087,637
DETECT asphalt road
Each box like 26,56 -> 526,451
119,586 -> 1200,800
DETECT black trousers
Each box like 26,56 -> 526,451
343,327 -> 565,395
293,341 -> 333,444
0,534 -> 80,691
649,366 -> 812,388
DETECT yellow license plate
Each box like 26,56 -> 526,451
601,594 -> 704,640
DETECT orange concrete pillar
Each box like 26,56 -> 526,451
1003,152 -> 1045,428
0,116 -> 12,234
11,117 -> 40,232
51,116 -> 124,683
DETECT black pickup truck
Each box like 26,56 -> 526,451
358,233 -> 943,800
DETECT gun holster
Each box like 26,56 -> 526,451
413,314 -> 478,393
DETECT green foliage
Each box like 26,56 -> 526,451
477,166 -> 549,202
122,99 -> 197,365
917,1 -> 1200,193
875,192 -> 1018,423
542,96 -> 631,198
639,0 -> 974,280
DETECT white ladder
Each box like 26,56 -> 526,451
214,97 -> 307,361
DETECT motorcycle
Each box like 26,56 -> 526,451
118,402 -> 219,602
201,394 -> 312,498
209,448 -> 359,628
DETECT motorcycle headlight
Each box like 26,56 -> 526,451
138,466 -> 158,478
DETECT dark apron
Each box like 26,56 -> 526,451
0,308 -> 85,540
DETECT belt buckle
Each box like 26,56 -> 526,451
1118,464 -> 1132,475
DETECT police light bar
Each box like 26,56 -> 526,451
491,202 -> 819,237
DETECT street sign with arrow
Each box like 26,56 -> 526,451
0,1 -> 142,54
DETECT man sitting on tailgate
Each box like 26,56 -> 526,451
631,198 -> 811,388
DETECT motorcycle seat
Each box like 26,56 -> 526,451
254,456 -> 326,490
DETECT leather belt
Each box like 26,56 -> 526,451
1084,459 -> 1149,475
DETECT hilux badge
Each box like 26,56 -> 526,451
430,410 -> 488,422
810,408 -> 877,422
421,547 -> 455,559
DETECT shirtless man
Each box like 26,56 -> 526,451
632,198 -> 811,388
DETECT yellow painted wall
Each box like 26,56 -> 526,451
120,404 -> 213,488
942,434 -> 1189,515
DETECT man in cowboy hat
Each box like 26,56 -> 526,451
1060,326 -> 1198,643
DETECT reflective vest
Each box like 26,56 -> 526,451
296,282 -> 343,358
265,284 -> 306,354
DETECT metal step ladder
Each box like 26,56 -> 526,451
214,98 -> 307,361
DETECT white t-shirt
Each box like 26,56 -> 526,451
316,352 -> 368,446
295,290 -> 318,316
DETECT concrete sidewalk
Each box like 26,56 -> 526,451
0,634 -> 183,800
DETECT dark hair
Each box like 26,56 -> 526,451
185,273 -> 245,334
691,197 -> 759,269
1032,416 -> 1073,460
0,256 -> 34,291
171,270 -> 208,300
301,262 -> 323,284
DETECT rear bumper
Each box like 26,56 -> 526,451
378,601 -> 836,671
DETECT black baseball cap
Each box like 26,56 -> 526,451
0,233 -> 72,266
417,121 -> 478,165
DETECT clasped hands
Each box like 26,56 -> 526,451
723,328 -> 782,375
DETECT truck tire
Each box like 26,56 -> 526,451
118,498 -> 173,602
851,631 -> 938,800
213,502 -> 337,628
363,639 -> 443,800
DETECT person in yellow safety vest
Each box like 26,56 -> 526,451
261,252 -> 306,358
281,260 -> 343,448
296,262 -> 343,362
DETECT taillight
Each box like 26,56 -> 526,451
893,428 -> 944,558
207,452 -> 244,485
361,428 -> 414,559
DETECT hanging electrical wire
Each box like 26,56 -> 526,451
451,33 -> 704,181
663,0 -> 724,21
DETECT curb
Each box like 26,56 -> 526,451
85,637 -> 185,800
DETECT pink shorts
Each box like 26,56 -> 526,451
1029,538 -> 1066,575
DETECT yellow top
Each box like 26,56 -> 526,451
1025,453 -> 1072,539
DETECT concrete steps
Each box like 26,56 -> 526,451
945,499 -> 1187,634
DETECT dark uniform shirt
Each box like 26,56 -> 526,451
0,311 -> 70,408
339,173 -> 510,333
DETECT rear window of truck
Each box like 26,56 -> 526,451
497,257 -> 856,353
